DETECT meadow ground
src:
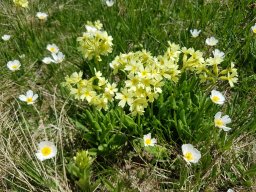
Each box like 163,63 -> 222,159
0,0 -> 256,191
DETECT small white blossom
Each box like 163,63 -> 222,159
36,12 -> 48,20
143,133 -> 157,147
46,44 -> 59,54
51,52 -> 65,63
212,49 -> 225,59
210,90 -> 225,105
2,34 -> 11,41
214,112 -> 232,131
190,29 -> 201,38
206,36 -> 218,46
35,141 -> 57,161
106,0 -> 115,7
19,90 -> 38,105
7,60 -> 21,71
182,144 -> 201,164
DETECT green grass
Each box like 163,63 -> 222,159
0,0 -> 256,191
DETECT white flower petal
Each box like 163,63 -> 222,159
32,94 -> 38,101
181,144 -> 193,154
222,126 -> 231,132
143,133 -> 151,140
19,95 -> 27,101
35,152 -> 46,161
214,112 -> 222,119
26,90 -> 33,97
222,115 -> 231,124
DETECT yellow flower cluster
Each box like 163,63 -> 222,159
110,45 -> 181,115
77,21 -> 113,62
181,47 -> 238,87
64,40 -> 238,115
13,0 -> 28,8
64,70 -> 117,111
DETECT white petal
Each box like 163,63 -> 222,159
32,94 -> 38,101
214,112 -> 222,119
19,95 -> 27,101
222,115 -> 231,124
151,138 -> 157,145
143,133 -> 151,140
222,126 -> 231,132
191,149 -> 201,163
35,153 -> 46,161
181,144 -> 193,154
26,90 -> 33,97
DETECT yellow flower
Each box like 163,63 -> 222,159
13,0 -> 28,8
77,21 -> 113,61
115,88 -> 133,108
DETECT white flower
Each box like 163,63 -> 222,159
190,29 -> 201,38
182,144 -> 201,164
227,189 -> 234,192
106,0 -> 115,7
214,112 -> 232,131
210,90 -> 225,105
19,90 -> 38,105
46,44 -> 59,54
143,133 -> 157,147
35,141 -> 57,161
51,52 -> 65,63
205,36 -> 218,46
212,49 -> 225,59
251,23 -> 256,34
7,60 -> 21,71
85,25 -> 98,33
36,12 -> 48,20
42,57 -> 53,64
2,34 -> 11,41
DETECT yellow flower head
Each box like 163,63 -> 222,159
13,0 -> 28,8
77,20 -> 113,61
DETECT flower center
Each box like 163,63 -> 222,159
212,96 -> 220,102
215,119 -> 224,127
184,152 -> 194,161
253,28 -> 256,33
26,97 -> 33,103
145,138 -> 151,145
12,65 -> 18,69
41,146 -> 52,156
50,47 -> 56,52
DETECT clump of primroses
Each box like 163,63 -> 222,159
77,20 -> 113,62
64,21 -> 238,116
